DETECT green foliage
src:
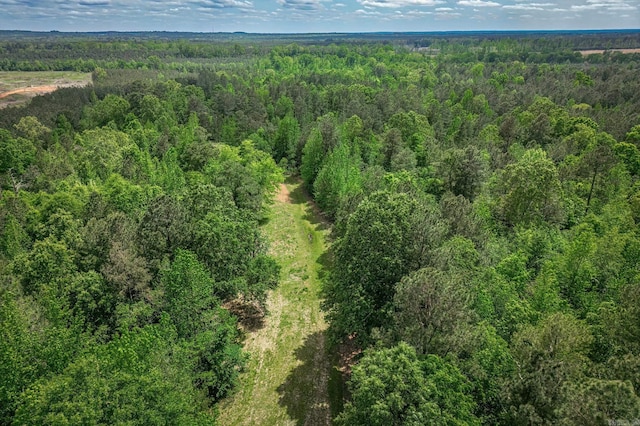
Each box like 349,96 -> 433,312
0,129 -> 35,175
462,323 -> 514,423
558,378 -> 640,425
161,250 -> 245,400
314,143 -> 362,218
392,267 -> 473,356
506,313 -> 594,424
336,343 -> 479,426
75,128 -> 134,181
13,325 -> 214,426
326,191 -> 417,342
82,94 -> 131,129
300,127 -> 325,189
273,114 -> 300,163
13,237 -> 76,296
437,145 -> 485,200
0,213 -> 29,258
161,249 -> 216,338
499,148 -> 564,226
0,288 -> 39,422
13,115 -> 51,144
101,241 -> 152,303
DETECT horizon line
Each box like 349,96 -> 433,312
1,28 -> 639,36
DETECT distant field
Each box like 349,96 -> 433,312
578,48 -> 640,55
0,71 -> 91,108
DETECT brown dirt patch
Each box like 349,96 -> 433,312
0,81 -> 91,108
337,333 -> 362,377
0,82 -> 90,99
223,298 -> 266,332
275,183 -> 291,203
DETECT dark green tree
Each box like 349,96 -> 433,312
336,342 -> 479,426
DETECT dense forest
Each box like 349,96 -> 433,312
1,30 -> 640,425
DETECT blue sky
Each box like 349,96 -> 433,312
0,0 -> 638,33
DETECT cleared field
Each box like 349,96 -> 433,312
578,48 -> 640,55
218,178 -> 339,426
0,71 -> 91,108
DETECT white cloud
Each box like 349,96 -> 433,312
503,3 -> 555,9
78,0 -> 110,6
435,10 -> 462,17
0,0 -> 638,32
194,0 -> 253,9
358,0 -> 444,7
355,8 -> 383,14
277,0 -> 325,10
457,0 -> 501,6
571,0 -> 636,10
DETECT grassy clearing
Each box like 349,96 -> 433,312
218,178 -> 338,426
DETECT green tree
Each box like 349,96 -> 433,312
0,213 -> 29,259
13,237 -> 76,296
13,115 -> 50,146
300,127 -> 325,189
0,288 -> 40,422
392,267 -> 474,356
313,143 -> 362,219
0,129 -> 36,176
387,111 -> 435,166
301,115 -> 341,188
273,114 -> 300,164
326,191 -> 416,342
238,139 -> 283,200
13,325 -> 213,426
336,343 -> 479,426
462,323 -> 514,424
82,93 -> 131,129
161,249 -> 217,339
160,250 -> 247,399
75,128 -> 133,181
625,124 -> 640,147
557,378 -> 640,425
137,194 -> 188,272
101,241 -> 152,303
499,148 -> 564,226
505,313 -> 593,424
437,146 -> 485,200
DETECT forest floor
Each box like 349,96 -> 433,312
218,177 -> 341,426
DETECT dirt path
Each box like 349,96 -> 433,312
0,85 -> 58,99
218,179 -> 334,426
0,82 -> 90,99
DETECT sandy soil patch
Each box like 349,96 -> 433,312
275,183 -> 291,203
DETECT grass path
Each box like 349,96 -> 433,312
218,178 -> 334,426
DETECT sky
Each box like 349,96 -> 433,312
0,0 -> 638,33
